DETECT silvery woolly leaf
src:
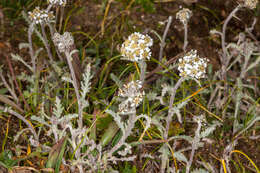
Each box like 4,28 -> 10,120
236,116 -> 260,138
161,83 -> 172,98
246,55 -> 260,72
227,54 -> 242,71
158,143 -> 170,157
34,48 -> 43,58
14,128 -> 31,142
31,115 -> 50,126
174,151 -> 188,163
172,108 -> 182,123
17,72 -> 34,83
54,97 -> 64,118
200,121 -> 221,138
59,113 -> 78,124
69,49 -> 79,58
197,160 -> 216,173
105,109 -> 125,135
136,114 -> 151,131
176,98 -> 190,109
159,144 -> 169,171
241,84 -> 255,90
80,64 -> 93,99
146,92 -> 157,101
51,62 -> 63,76
11,53 -> 33,72
110,73 -> 123,88
18,43 -> 30,50
151,116 -> 165,135
117,143 -> 132,156
81,100 -> 89,109
168,135 -> 193,143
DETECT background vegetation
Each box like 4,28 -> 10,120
0,0 -> 259,172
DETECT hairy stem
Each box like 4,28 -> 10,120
28,24 -> 39,107
139,60 -> 146,82
164,77 -> 184,140
159,16 -> 173,63
183,23 -> 188,52
186,120 -> 202,173
221,5 -> 241,79
65,51 -> 83,128
41,23 -> 54,61
28,24 -> 35,74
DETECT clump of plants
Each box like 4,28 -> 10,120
0,0 -> 259,172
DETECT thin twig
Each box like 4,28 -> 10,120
221,5 -> 241,80
159,16 -> 173,63
40,23 -> 54,61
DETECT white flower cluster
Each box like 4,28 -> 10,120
244,0 -> 258,9
178,50 -> 209,79
28,7 -> 55,24
120,32 -> 153,62
118,80 -> 145,114
47,0 -> 67,6
176,8 -> 192,25
52,32 -> 74,53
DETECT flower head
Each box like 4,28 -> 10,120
120,32 -> 153,62
243,0 -> 258,9
118,80 -> 144,114
28,7 -> 55,24
52,32 -> 74,53
178,50 -> 209,79
176,8 -> 192,25
47,0 -> 67,6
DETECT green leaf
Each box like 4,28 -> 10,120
0,88 -> 8,95
100,121 -> 120,147
55,137 -> 67,173
0,150 -> 17,169
46,136 -> 67,171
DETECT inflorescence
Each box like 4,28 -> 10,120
243,0 -> 258,9
28,7 -> 55,24
176,8 -> 192,25
118,80 -> 145,114
120,32 -> 153,62
47,0 -> 67,6
178,50 -> 209,79
52,32 -> 74,53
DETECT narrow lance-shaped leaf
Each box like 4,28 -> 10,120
46,136 -> 67,170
